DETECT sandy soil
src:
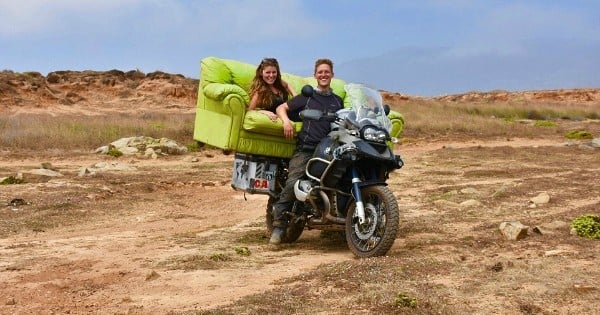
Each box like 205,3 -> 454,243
1,132 -> 599,314
1,71 -> 599,313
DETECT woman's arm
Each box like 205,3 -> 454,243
249,91 -> 278,121
283,80 -> 297,97
248,93 -> 259,110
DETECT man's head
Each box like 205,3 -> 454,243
313,58 -> 334,90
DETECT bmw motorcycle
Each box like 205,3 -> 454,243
263,83 -> 404,258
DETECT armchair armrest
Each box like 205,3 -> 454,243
203,82 -> 250,103
387,110 -> 405,139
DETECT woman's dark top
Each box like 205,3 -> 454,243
263,90 -> 289,113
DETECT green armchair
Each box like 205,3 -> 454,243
193,57 -> 404,158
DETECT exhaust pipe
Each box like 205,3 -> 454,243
308,190 -> 345,225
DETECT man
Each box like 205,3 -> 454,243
270,58 -> 344,244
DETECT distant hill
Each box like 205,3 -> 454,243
1,69 -> 598,115
0,70 -> 198,114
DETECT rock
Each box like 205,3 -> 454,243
19,168 -> 63,183
9,198 -> 28,206
530,192 -> 550,205
29,168 -> 63,177
544,249 -> 569,257
144,147 -> 156,159
460,187 -> 479,194
96,136 -> 188,158
591,137 -> 600,148
573,284 -> 597,293
78,167 -> 95,177
433,199 -> 460,208
184,156 -> 199,162
460,199 -> 482,207
90,162 -> 136,172
570,227 -> 579,236
491,185 -> 509,198
499,221 -> 529,240
579,144 -> 596,150
110,137 -> 134,148
119,146 -> 139,155
94,145 -> 109,154
41,162 -> 58,171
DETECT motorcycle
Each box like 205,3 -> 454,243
232,83 -> 403,258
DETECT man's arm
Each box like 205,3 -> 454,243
276,103 -> 295,139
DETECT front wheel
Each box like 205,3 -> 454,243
345,185 -> 399,258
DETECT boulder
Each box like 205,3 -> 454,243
499,221 -> 529,240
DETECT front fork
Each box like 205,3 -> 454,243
351,167 -> 366,224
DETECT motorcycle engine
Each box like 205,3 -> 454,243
294,179 -> 314,202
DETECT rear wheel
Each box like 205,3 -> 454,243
345,185 -> 399,258
266,196 -> 276,233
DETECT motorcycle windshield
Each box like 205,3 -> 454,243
343,83 -> 392,132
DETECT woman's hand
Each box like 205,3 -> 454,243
261,110 -> 278,121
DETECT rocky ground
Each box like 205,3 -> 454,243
0,70 -> 598,314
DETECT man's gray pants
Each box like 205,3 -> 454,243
272,150 -> 313,228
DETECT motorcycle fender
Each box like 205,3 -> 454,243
356,180 -> 388,188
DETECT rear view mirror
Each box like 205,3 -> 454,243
383,104 -> 391,115
301,85 -> 314,97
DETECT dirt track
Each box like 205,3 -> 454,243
1,135 -> 599,314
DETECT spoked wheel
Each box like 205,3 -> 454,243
266,197 -> 305,243
345,185 -> 399,258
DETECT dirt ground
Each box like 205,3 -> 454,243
0,70 -> 599,314
0,132 -> 598,314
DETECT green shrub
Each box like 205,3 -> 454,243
107,147 -> 123,157
394,292 -> 418,308
565,130 -> 593,139
534,120 -> 556,127
234,247 -> 251,256
209,253 -> 231,262
0,176 -> 25,185
186,141 -> 203,152
571,214 -> 600,239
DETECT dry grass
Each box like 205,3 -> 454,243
390,99 -> 600,141
2,100 -> 598,152
0,112 -> 196,150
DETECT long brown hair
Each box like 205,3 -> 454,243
249,58 -> 288,108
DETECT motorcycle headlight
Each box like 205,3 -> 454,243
361,127 -> 388,143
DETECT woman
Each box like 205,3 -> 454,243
248,58 -> 296,121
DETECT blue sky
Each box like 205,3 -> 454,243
1,0 -> 598,96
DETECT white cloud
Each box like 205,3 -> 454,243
0,0 -> 144,36
0,0 -> 322,44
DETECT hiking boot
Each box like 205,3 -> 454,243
269,227 -> 285,245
